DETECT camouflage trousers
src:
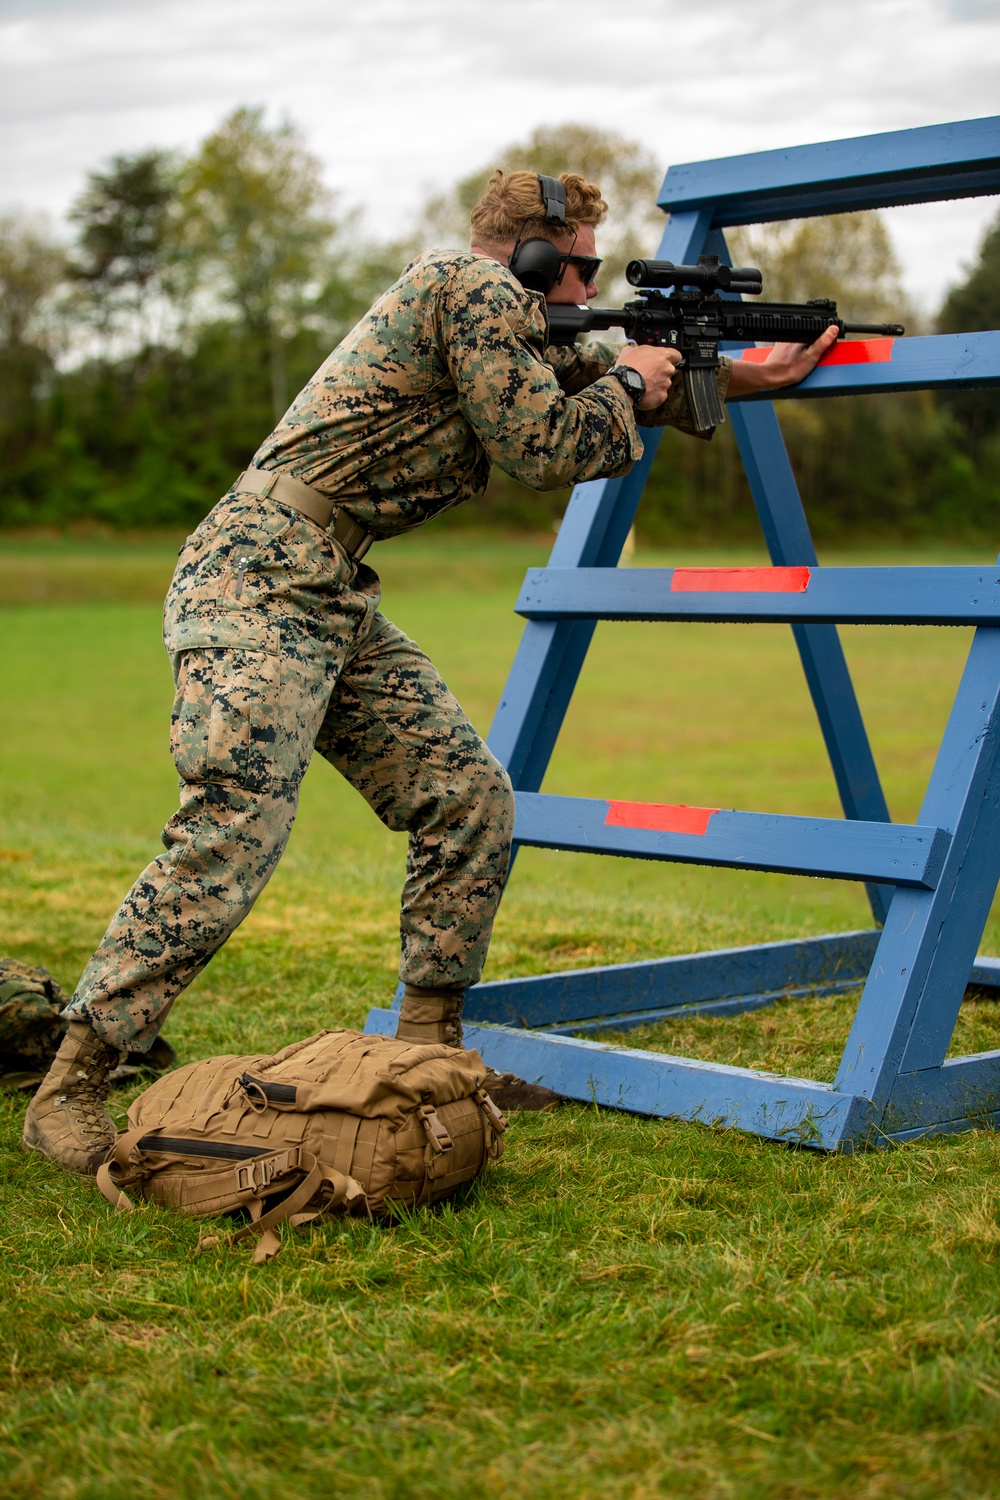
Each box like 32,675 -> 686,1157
64,488 -> 515,1052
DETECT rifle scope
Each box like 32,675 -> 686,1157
626,259 -> 763,295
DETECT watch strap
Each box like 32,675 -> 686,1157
607,364 -> 645,404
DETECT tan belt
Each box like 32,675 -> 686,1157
235,467 -> 375,561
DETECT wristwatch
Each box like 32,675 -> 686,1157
606,364 -> 646,405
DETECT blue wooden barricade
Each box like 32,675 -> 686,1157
367,116 -> 1000,1150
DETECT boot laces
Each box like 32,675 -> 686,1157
59,1048 -> 115,1141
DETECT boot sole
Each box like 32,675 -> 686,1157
22,1110 -> 107,1176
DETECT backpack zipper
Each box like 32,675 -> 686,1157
240,1072 -> 297,1104
137,1134 -> 270,1161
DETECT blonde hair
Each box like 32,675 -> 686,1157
470,169 -> 608,250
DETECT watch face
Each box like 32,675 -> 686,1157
614,366 -> 645,399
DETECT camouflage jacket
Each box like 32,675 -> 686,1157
254,249 -> 729,540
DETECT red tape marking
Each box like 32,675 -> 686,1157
671,566 -> 810,593
740,337 -> 894,366
605,801 -> 719,835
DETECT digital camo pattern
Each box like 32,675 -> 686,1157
64,249 -> 719,1053
65,494 -> 514,1051
545,336 -> 622,396
254,249 -> 646,539
0,958 -> 68,1068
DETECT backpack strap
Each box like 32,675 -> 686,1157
95,1124 -> 157,1208
96,1133 -> 367,1263
233,1154 -> 367,1263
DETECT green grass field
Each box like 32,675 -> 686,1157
3,530 -> 1000,1498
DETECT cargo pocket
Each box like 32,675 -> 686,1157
166,614 -> 281,792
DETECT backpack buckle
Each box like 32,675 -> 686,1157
418,1104 -> 454,1154
473,1088 -> 508,1135
235,1147 -> 303,1196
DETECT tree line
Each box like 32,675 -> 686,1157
1,109 -> 997,543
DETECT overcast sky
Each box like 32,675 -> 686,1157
2,0 -> 999,314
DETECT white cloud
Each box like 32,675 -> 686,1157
1,0 -> 998,308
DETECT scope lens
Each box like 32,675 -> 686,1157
625,259 -> 654,286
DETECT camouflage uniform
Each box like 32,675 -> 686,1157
64,251 -> 725,1052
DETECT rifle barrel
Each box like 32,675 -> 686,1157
843,322 -> 905,336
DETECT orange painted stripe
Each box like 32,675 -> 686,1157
605,801 -> 719,835
671,566 -> 811,593
740,337 -> 895,366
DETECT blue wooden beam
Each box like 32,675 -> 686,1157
465,930 -> 881,1028
461,934 -> 1000,1037
711,220 -> 895,922
885,1051 -> 1000,1137
364,1008 -> 869,1148
727,332 -> 1000,400
513,792 -> 948,888
461,1025 -> 871,1148
541,989 -> 847,1035
515,565 -> 1000,626
371,938 -> 1000,1038
364,1002 -> 1000,1150
657,116 -> 1000,224
835,625 -> 1000,1103
971,956 -> 1000,988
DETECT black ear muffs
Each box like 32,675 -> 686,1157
508,174 -> 568,294
508,238 -> 564,294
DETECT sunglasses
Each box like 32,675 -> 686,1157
558,254 -> 602,286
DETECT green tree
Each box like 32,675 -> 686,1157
0,212 -> 66,489
937,207 -> 1000,454
412,122 -> 664,300
939,209 -> 1000,332
68,150 -> 178,354
727,211 -> 910,325
175,107 -> 336,418
0,213 -> 66,367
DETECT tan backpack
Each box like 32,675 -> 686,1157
97,1028 -> 507,1261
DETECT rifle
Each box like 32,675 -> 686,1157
545,255 -> 905,432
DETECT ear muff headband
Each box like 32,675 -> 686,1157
536,174 -> 567,226
509,174 -> 569,293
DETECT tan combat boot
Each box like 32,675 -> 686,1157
395,985 -> 563,1108
396,983 -> 465,1048
22,1021 -> 118,1174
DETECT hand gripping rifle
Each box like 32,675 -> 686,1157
545,255 -> 905,432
